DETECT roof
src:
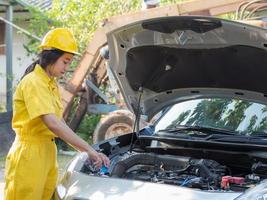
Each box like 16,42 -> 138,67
16,0 -> 52,11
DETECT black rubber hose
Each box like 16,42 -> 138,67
111,153 -> 189,178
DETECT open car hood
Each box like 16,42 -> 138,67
107,16 -> 267,119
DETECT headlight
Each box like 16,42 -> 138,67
235,179 -> 267,200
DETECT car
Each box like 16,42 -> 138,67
54,16 -> 267,200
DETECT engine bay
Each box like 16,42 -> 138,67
81,152 -> 267,192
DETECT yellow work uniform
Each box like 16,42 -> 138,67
4,64 -> 63,200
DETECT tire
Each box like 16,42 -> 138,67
93,110 -> 135,143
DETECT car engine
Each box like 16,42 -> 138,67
81,153 -> 265,192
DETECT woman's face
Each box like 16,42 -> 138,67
48,53 -> 74,78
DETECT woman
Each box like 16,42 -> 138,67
4,28 -> 110,200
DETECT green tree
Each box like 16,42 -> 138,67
254,107 -> 267,133
186,99 -> 231,127
166,110 -> 191,129
261,106 -> 267,113
246,115 -> 258,134
254,116 -> 267,134
25,0 -> 189,55
223,100 -> 252,131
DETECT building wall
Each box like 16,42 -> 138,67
0,20 -> 34,106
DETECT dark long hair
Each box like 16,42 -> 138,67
21,49 -> 65,80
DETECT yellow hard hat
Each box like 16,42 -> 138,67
39,28 -> 79,55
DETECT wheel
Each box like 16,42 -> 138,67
93,110 -> 135,143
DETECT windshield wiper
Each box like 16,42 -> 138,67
249,132 -> 267,138
158,125 -> 237,136
208,135 -> 267,145
156,126 -> 267,145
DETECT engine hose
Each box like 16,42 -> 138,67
111,153 -> 189,178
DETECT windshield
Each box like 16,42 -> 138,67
155,98 -> 267,136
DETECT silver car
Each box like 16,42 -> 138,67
54,16 -> 267,200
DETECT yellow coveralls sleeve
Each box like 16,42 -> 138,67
22,78 -> 56,120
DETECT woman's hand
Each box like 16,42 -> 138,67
88,149 -> 110,169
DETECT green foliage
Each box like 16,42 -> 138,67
165,98 -> 267,135
76,114 -> 101,144
56,114 -> 100,150
51,0 -> 142,52
166,110 -> 190,129
24,7 -> 61,55
25,0 -> 190,55
0,104 -> 6,112
25,0 -> 142,55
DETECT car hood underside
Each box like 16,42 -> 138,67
107,16 -> 267,118
126,45 -> 267,94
